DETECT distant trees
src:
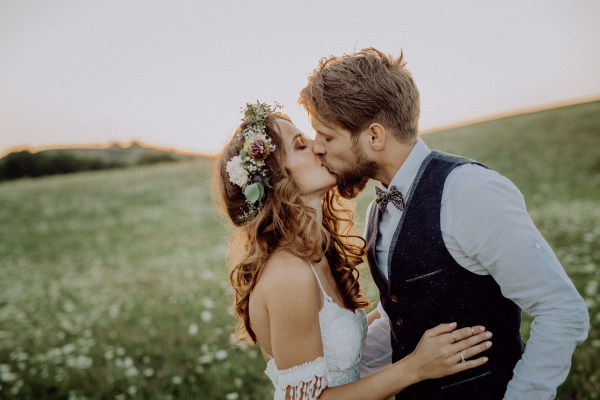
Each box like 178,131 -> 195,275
137,152 -> 179,165
0,150 -> 182,182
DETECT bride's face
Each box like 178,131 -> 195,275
275,118 -> 337,197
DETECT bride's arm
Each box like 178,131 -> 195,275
320,323 -> 490,400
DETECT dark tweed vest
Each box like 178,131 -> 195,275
366,151 -> 525,400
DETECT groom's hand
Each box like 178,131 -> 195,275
406,323 -> 493,382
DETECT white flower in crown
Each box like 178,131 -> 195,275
226,155 -> 249,187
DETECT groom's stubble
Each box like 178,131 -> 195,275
321,140 -> 378,200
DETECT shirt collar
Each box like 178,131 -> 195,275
379,137 -> 431,198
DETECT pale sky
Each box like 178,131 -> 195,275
1,0 -> 599,156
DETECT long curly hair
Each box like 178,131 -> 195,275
213,114 -> 369,344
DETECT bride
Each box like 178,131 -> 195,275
214,102 -> 492,400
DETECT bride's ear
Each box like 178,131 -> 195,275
366,123 -> 386,151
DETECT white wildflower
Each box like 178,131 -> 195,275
128,385 -> 138,395
215,350 -> 228,361
225,392 -> 239,400
125,367 -> 139,377
104,350 -> 114,360
189,323 -> 199,336
62,344 -> 75,355
171,376 -> 182,385
201,311 -> 212,323
585,280 -> 598,296
198,355 -> 212,364
202,298 -> 215,309
143,368 -> 154,377
0,371 -> 17,382
226,156 -> 249,187
77,355 -> 93,369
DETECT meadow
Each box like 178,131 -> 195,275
0,100 -> 599,399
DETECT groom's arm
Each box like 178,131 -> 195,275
360,302 -> 393,377
359,201 -> 393,378
445,165 -> 589,400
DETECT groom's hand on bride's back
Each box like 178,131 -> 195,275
405,323 -> 492,382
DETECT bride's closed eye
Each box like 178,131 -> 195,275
296,137 -> 308,150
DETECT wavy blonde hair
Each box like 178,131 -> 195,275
299,47 -> 420,145
213,114 -> 369,343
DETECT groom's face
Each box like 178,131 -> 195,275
311,115 -> 377,199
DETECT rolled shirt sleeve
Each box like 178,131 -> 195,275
445,165 -> 589,400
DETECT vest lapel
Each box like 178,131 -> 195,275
387,152 -> 436,282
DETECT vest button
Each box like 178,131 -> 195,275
396,318 -> 403,327
390,295 -> 398,302
399,342 -> 406,351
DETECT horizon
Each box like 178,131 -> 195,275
2,95 -> 599,159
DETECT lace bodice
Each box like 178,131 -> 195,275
264,262 -> 368,399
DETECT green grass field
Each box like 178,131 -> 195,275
0,100 -> 599,399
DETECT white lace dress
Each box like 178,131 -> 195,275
264,262 -> 368,399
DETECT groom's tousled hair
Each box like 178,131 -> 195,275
299,48 -> 420,145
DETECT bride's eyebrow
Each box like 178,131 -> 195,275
291,133 -> 302,146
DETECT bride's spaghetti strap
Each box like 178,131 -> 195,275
308,261 -> 332,301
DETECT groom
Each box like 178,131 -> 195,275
299,48 -> 589,400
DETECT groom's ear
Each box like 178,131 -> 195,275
366,123 -> 386,151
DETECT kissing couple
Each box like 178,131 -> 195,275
214,48 -> 589,400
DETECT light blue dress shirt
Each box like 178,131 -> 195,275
360,138 -> 589,400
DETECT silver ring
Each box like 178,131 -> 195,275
460,352 -> 465,363
471,327 -> 474,335
451,332 -> 456,341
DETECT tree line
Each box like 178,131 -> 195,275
0,150 -> 179,182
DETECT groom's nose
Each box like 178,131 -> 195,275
312,140 -> 326,156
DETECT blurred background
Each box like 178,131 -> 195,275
0,1 -> 599,399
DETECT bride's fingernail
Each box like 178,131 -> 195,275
485,332 -> 492,338
449,322 -> 457,327
486,341 -> 492,348
480,326 -> 485,331
483,357 -> 489,363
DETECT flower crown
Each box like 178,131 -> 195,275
226,101 -> 281,222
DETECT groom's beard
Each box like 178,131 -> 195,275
321,151 -> 378,200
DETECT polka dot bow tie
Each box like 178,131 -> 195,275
375,185 -> 405,213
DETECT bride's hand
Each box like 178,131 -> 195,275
405,323 -> 492,382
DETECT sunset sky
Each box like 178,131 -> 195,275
1,0 -> 599,156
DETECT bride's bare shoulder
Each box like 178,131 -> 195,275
256,251 -> 320,307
